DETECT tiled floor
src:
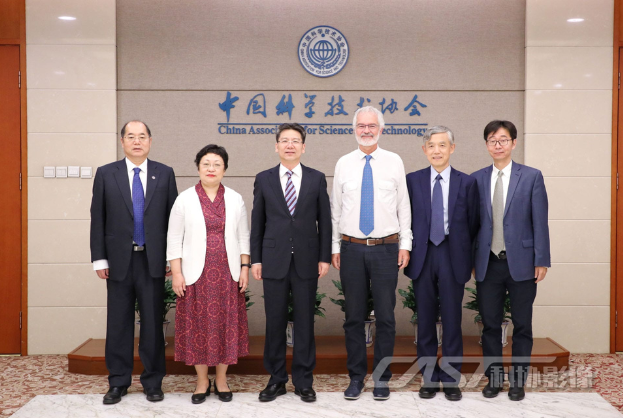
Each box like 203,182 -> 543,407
1,354 -> 622,416
10,393 -> 623,418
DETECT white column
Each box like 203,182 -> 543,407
26,0 -> 117,354
525,0 -> 614,353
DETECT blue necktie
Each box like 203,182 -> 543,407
359,155 -> 374,236
132,167 -> 145,246
430,174 -> 445,246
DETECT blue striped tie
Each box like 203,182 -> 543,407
132,167 -> 145,246
359,155 -> 374,236
285,170 -> 297,215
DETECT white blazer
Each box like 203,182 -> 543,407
166,185 -> 250,285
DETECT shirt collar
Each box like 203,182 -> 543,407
356,146 -> 381,160
125,157 -> 148,173
492,160 -> 513,178
280,163 -> 301,178
430,165 -> 451,183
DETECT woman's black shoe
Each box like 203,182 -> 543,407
214,380 -> 233,402
191,379 -> 211,404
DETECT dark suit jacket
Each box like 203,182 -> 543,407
404,166 -> 479,284
250,164 -> 331,279
90,159 -> 178,281
471,161 -> 551,282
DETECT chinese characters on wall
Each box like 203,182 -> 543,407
218,92 -> 429,136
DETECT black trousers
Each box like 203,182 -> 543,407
105,251 -> 166,388
263,256 -> 318,388
477,252 -> 537,387
340,241 -> 399,382
414,240 -> 464,386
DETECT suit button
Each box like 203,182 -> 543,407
488,242 -> 491,246
289,238 -> 293,241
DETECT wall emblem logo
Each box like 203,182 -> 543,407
298,26 -> 349,78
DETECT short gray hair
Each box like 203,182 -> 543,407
352,106 -> 385,131
423,125 -> 454,145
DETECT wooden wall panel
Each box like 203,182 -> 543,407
0,0 -> 21,39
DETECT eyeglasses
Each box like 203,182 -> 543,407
123,135 -> 149,143
277,139 -> 303,145
201,162 -> 223,169
486,137 -> 513,147
356,124 -> 379,131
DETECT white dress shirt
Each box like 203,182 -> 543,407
331,146 -> 412,253
490,160 -> 513,208
430,165 -> 451,235
279,163 -> 302,198
92,158 -> 148,271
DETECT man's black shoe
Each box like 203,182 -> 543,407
508,386 -> 525,401
418,385 -> 440,399
443,386 -> 462,401
343,380 -> 364,400
258,383 -> 287,402
103,386 -> 128,405
294,387 -> 316,402
143,387 -> 164,402
482,383 -> 502,398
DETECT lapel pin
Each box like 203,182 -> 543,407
152,176 -> 156,179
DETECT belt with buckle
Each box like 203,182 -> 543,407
342,234 -> 399,246
492,250 -> 506,260
133,245 -> 145,252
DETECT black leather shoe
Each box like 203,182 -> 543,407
191,379 -> 211,404
143,387 -> 164,402
418,385 -> 440,399
482,383 -> 502,398
259,382 -> 287,402
294,387 -> 316,402
103,386 -> 128,405
443,386 -> 462,401
214,380 -> 233,402
508,386 -> 525,401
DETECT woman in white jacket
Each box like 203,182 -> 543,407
167,144 -> 250,404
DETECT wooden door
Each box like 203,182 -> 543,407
0,45 -> 22,354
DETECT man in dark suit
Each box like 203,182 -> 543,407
404,126 -> 479,401
251,123 -> 332,403
472,120 -> 550,401
90,120 -> 178,404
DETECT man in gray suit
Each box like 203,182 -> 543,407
471,120 -> 550,401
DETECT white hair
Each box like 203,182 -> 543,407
352,106 -> 385,131
423,125 -> 455,145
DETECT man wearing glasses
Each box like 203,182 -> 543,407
90,121 -> 178,404
331,106 -> 412,400
472,120 -> 550,401
251,123 -> 331,403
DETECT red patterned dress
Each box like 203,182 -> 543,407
175,183 -> 249,366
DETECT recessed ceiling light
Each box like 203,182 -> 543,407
58,16 -> 76,21
567,18 -> 584,23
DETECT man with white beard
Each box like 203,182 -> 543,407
330,106 -> 412,401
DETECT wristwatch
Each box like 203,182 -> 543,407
241,263 -> 252,268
